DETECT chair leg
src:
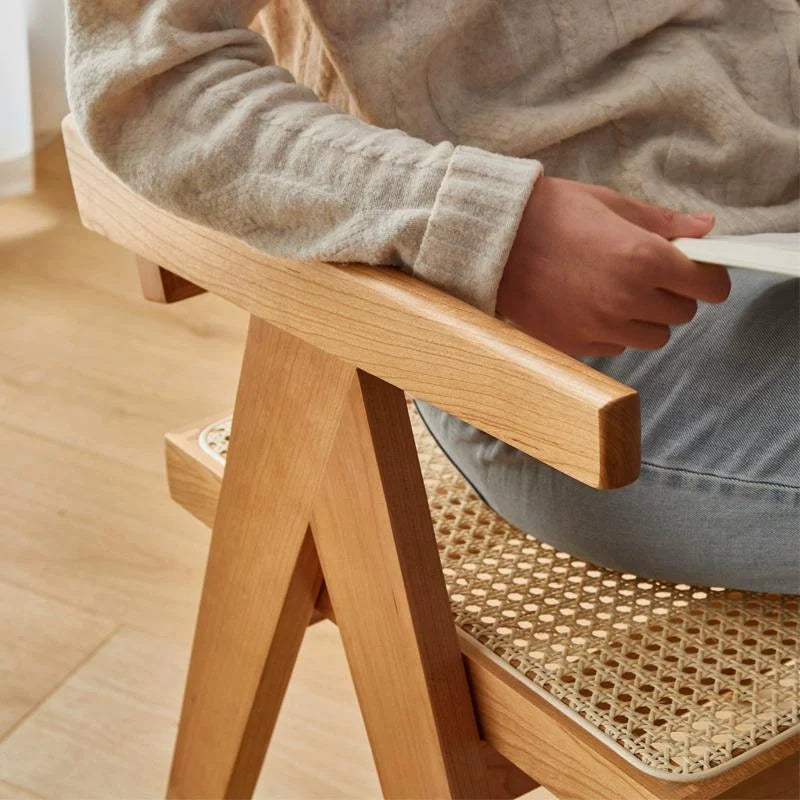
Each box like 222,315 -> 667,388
167,318 -> 354,799
480,743 -> 539,799
311,371 -> 490,799
225,529 -> 323,798
136,256 -> 205,302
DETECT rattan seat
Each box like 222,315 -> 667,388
198,409 -> 799,782
64,113 -> 798,797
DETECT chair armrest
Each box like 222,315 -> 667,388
62,115 -> 639,489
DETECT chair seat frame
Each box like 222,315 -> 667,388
62,116 -> 798,800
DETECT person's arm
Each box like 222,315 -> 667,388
498,177 -> 731,356
66,0 -> 540,314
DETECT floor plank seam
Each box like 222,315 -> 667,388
0,624 -> 121,747
0,577 -> 119,639
1,415 -> 169,481
0,778 -> 43,800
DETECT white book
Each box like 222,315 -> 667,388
672,233 -> 799,278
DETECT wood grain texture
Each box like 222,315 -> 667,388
712,752 -> 798,800
136,257 -> 205,303
165,414 -> 230,529
62,115 -> 639,489
311,373 -> 489,798
463,634 -> 799,800
165,412 -> 798,800
0,628 -> 188,800
0,137 -> 247,646
0,582 -> 115,738
479,742 -> 539,799
0,780 -> 43,799
0,142 -> 545,799
226,531 -> 324,799
167,318 -> 353,799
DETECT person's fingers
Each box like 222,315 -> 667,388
632,289 -> 698,326
598,188 -> 715,240
622,232 -> 731,303
608,320 -> 672,350
653,245 -> 732,303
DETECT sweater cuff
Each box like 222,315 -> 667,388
413,145 -> 542,314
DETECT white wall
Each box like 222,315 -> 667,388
0,0 -> 34,198
1,0 -> 68,198
27,0 -> 69,144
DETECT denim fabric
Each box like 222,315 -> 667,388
416,269 -> 799,593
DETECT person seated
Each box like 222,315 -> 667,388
66,0 -> 799,592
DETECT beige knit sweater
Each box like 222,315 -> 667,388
66,0 -> 799,313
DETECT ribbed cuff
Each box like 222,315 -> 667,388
413,145 -> 542,314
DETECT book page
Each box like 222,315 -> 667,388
672,233 -> 799,277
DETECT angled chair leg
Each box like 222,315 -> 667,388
480,743 -> 539,799
167,318 -> 354,800
311,371 -> 490,799
224,529 -> 323,798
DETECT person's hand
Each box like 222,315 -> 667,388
497,176 -> 731,356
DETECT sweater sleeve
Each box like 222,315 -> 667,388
66,0 -> 542,313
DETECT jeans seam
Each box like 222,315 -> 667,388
641,460 -> 800,491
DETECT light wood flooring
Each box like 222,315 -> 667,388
0,138 -> 551,799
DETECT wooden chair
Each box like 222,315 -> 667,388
62,116 -> 799,800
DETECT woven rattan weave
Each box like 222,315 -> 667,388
198,409 -> 798,779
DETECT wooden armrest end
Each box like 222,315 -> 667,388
62,115 -> 640,489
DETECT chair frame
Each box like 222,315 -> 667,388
62,116 -> 798,800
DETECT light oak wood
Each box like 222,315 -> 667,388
1,620 -> 386,800
0,780 -> 43,799
0,581 -> 115,739
9,129 -> 792,800
166,410 -> 799,800
714,753 -> 798,799
165,413 -> 231,529
167,318 -> 353,799
463,632 -> 669,800
463,634 -> 799,800
164,423 -> 535,798
480,743 -> 540,799
62,115 -> 639,490
136,257 -> 205,303
311,372 -> 489,798
2,141 -> 545,799
0,628 -> 189,800
0,134 -> 246,648
226,530 -> 324,798
0,414 -> 215,645
58,116 -> 796,799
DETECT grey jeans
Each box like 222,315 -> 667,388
416,269 -> 799,594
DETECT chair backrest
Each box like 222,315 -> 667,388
61,115 -> 640,490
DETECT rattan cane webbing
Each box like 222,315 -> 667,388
198,410 -> 799,779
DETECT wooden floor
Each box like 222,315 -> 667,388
0,138 -> 552,799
